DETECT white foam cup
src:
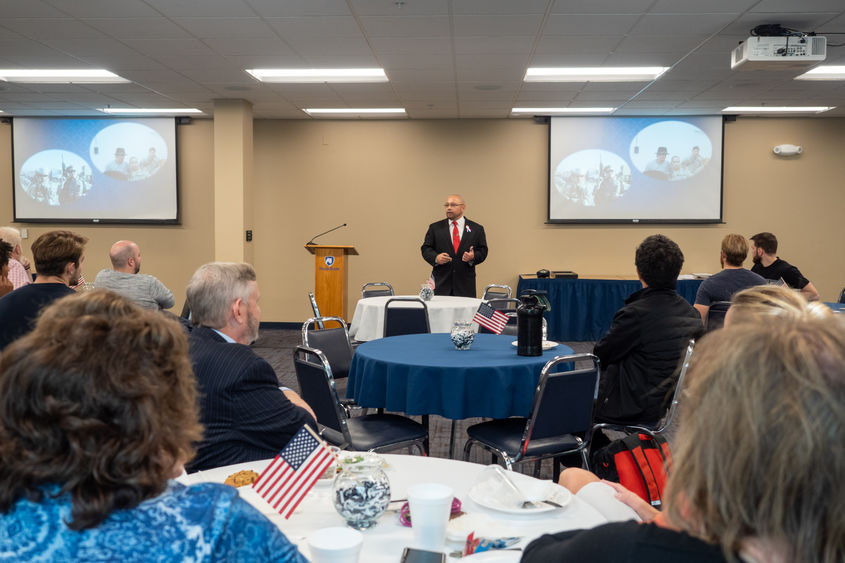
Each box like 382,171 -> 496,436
307,526 -> 363,563
407,483 -> 454,551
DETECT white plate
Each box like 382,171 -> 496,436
468,478 -> 571,515
510,340 -> 558,350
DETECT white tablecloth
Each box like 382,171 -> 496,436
179,454 -> 611,562
348,295 -> 483,341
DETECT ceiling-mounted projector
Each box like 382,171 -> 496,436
731,36 -> 826,71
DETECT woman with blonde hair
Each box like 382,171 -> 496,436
725,283 -> 832,326
523,315 -> 845,562
0,290 -> 306,561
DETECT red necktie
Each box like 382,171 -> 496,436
452,221 -> 460,253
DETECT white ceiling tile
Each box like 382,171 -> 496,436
369,37 -> 451,55
82,18 -> 195,40
4,18 -> 107,40
143,0 -> 257,18
453,36 -> 536,54
282,35 -> 373,57
265,17 -> 362,39
453,15 -> 545,36
550,0 -> 654,15
453,0 -> 551,15
201,38 -> 299,57
648,0 -> 757,13
247,0 -> 352,18
172,17 -> 276,39
751,0 -> 845,13
544,14 -> 640,35
631,13 -> 741,35
349,0 -> 449,17
358,16 -> 450,37
42,0 -> 160,18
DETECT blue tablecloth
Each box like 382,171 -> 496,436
516,277 -> 704,342
347,333 -> 573,420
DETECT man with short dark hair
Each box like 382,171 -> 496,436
184,262 -> 316,472
693,234 -> 766,321
0,230 -> 87,350
94,240 -> 174,310
594,235 -> 703,425
749,232 -> 819,301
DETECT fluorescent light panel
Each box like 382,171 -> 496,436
512,107 -> 615,114
247,68 -> 387,83
795,65 -> 845,80
722,106 -> 834,113
525,67 -> 669,82
304,108 -> 405,116
98,108 -> 202,114
0,69 -> 128,83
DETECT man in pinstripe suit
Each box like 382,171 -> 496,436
184,262 -> 316,472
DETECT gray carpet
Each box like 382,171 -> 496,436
252,328 -> 595,480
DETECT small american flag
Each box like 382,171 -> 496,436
252,425 -> 334,519
473,302 -> 509,334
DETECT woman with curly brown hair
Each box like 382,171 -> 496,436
0,290 -> 306,561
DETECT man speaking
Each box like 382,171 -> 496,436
421,194 -> 488,298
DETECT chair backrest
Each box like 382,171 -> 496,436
302,316 -> 353,380
522,354 -> 600,447
839,287 -> 845,304
479,298 -> 520,334
653,338 -> 694,435
482,284 -> 512,301
362,282 -> 395,299
179,298 -> 191,320
706,300 -> 731,332
292,345 -> 351,445
383,297 -> 430,337
307,292 -> 324,329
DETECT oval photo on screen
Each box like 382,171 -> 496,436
19,150 -> 93,207
89,122 -> 168,182
553,149 -> 631,207
629,121 -> 712,182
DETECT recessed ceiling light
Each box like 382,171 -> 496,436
524,67 -> 669,82
795,65 -> 845,80
303,108 -> 406,117
246,68 -> 388,83
0,69 -> 129,83
722,106 -> 834,113
511,107 -> 615,114
98,108 -> 203,114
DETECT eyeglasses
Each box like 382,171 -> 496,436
443,202 -> 464,207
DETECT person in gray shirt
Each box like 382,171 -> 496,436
94,240 -> 174,311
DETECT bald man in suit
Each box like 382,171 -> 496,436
421,194 -> 488,298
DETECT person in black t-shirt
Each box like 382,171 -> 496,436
749,232 -> 819,300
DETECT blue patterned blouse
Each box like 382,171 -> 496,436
0,481 -> 307,562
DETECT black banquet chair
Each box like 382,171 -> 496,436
706,300 -> 731,332
482,284 -> 512,301
463,353 -> 600,481
362,282 -> 395,299
301,316 -> 358,414
383,297 -> 430,337
293,345 -> 428,454
307,292 -> 324,329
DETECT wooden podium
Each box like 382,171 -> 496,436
305,244 -> 358,320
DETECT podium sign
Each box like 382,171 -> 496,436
305,245 -> 357,320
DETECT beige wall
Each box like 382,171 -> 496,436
253,117 -> 845,321
2,117 -> 843,323
0,119 -> 215,312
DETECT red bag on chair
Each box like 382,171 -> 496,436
592,433 -> 672,508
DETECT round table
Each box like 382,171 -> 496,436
347,333 -> 574,420
178,454 -> 611,562
348,295 -> 483,341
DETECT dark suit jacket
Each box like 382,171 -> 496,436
420,218 -> 488,298
186,326 -> 316,472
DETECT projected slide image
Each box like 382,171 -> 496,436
90,122 -> 168,182
553,149 -> 631,207
629,120 -> 712,182
20,150 -> 93,207
12,117 -> 178,223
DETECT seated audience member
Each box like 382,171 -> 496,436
693,233 -> 766,321
0,226 -> 32,290
594,235 -> 703,425
0,291 -> 306,561
726,284 -> 831,327
94,239 -> 175,310
523,315 -> 845,563
0,240 -> 13,298
0,230 -> 87,351
749,231 -> 820,301
185,262 -> 317,472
